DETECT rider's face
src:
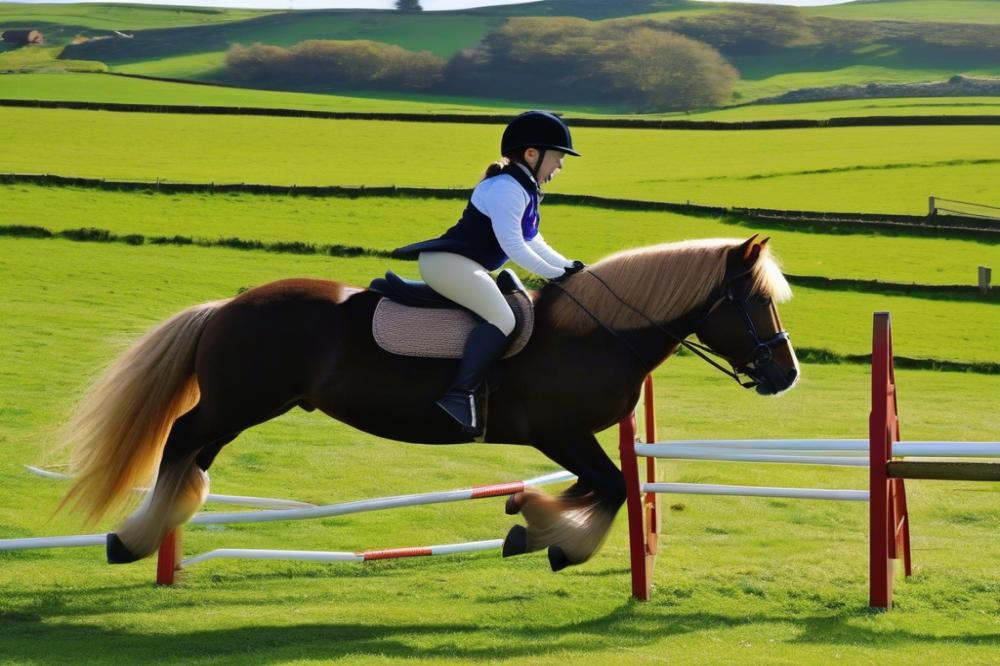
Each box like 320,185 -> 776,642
525,148 -> 566,184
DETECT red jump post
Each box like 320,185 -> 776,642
619,375 -> 659,601
868,312 -> 912,609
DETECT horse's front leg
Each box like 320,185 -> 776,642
503,431 -> 626,571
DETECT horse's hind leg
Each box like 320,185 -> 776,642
504,432 -> 625,570
107,405 -> 234,563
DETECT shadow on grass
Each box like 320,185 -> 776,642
2,585 -> 999,662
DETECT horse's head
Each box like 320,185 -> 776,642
691,235 -> 799,395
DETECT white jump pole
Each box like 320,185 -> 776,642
25,466 -> 317,510
0,469 -> 576,577
640,441 -> 1000,458
633,445 -> 868,467
0,534 -> 106,551
188,470 -> 575,526
156,469 -> 576,583
182,538 -> 505,568
655,439 -> 868,451
642,483 -> 869,502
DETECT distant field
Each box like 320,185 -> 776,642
0,45 -> 104,73
3,1 -> 999,106
1,107 -> 997,214
59,10 -> 500,64
3,183 -> 998,290
0,72 -> 526,114
805,0 -> 1000,24
734,65 -> 1000,103
4,73 -> 1000,120
687,97 -> 1000,120
0,2 -> 273,31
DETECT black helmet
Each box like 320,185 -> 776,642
501,110 -> 581,158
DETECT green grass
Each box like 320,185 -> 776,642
0,45 -> 104,73
733,65 -> 1000,103
5,73 -> 1000,120
1,107 -> 997,214
2,236 -> 1000,664
678,96 -> 1000,120
2,183 -> 998,289
0,72 -> 530,114
0,2 -> 274,31
59,9 -> 500,64
805,0 -> 1000,25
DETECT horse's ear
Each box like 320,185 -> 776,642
739,234 -> 760,261
759,236 -> 770,248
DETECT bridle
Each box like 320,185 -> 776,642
547,267 -> 790,390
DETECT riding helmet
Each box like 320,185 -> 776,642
501,111 -> 581,157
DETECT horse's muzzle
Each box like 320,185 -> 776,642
753,364 -> 798,395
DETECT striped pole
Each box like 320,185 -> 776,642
182,539 -> 505,569
155,470 -> 576,585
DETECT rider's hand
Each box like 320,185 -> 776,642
551,260 -> 586,283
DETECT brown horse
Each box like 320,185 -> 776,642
58,235 -> 798,572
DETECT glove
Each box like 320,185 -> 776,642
551,260 -> 586,283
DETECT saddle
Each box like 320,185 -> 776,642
368,269 -> 534,359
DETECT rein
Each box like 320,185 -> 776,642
547,268 -> 785,389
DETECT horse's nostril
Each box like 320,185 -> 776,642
787,368 -> 798,383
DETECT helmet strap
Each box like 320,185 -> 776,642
530,147 -> 546,188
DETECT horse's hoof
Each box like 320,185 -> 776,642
548,545 -> 572,572
106,533 -> 138,564
505,492 -> 524,515
502,524 -> 528,558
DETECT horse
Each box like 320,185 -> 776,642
57,234 -> 799,572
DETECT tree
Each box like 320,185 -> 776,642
395,0 -> 422,11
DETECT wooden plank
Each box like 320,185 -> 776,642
887,461 -> 1000,482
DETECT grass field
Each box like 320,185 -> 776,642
0,72 -> 530,114
2,106 -> 997,214
0,45 -> 104,73
2,182 -> 998,288
4,73 -> 1000,120
0,2 -> 273,32
2,6 -> 999,658
805,0 -> 1000,24
1,236 -> 999,664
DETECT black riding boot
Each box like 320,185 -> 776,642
436,322 -> 509,436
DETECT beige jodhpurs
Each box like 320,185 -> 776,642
418,252 -> 516,336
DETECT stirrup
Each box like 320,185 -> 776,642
436,389 -> 481,436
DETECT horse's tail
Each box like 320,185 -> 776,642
57,298 -> 232,524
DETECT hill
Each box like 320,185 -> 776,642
2,1 -> 999,109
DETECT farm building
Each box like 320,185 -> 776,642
1,29 -> 44,45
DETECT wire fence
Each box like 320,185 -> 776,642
931,196 -> 1000,222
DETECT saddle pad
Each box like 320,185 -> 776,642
372,291 -> 534,359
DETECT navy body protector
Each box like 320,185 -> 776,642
392,163 -> 541,271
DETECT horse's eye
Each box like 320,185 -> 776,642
755,295 -> 772,306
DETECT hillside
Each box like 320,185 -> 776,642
1,1 -> 999,108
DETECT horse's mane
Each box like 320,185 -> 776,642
546,238 -> 793,332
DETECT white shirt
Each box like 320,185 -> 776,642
469,165 -> 572,280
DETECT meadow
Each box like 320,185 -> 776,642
0,2 -> 273,32
2,106 -> 998,214
2,11 -> 1000,659
5,73 -> 1000,121
804,0 -> 1000,24
1,236 -> 999,664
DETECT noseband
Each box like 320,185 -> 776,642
548,268 -> 789,390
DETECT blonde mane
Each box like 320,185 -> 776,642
547,238 -> 792,332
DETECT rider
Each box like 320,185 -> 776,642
394,110 -> 585,436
